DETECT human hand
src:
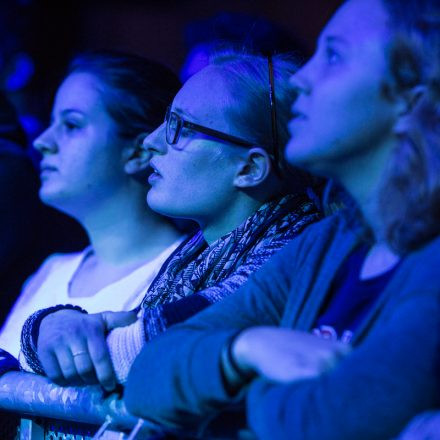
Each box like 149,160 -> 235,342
232,326 -> 350,383
38,309 -> 137,390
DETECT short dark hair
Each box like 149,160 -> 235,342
67,50 -> 181,139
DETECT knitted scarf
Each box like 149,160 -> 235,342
141,192 -> 320,310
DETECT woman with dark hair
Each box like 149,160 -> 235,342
21,51 -> 320,389
122,1 -> 440,439
0,51 -> 184,359
0,92 -> 87,329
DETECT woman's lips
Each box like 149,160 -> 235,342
288,108 -> 307,134
290,106 -> 307,120
148,172 -> 161,184
148,161 -> 162,184
39,164 -> 58,179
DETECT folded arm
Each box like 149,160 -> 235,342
246,290 -> 440,440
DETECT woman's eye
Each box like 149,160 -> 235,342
181,126 -> 195,137
326,47 -> 341,65
63,120 -> 80,131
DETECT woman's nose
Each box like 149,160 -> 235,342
289,56 -> 316,97
142,123 -> 168,155
33,127 -> 57,155
289,72 -> 312,96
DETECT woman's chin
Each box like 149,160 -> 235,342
39,187 -> 71,211
146,192 -> 170,216
146,196 -> 187,220
39,186 -> 57,205
285,140 -> 328,174
285,145 -> 312,169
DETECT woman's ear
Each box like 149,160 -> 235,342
124,134 -> 151,176
233,147 -> 272,188
394,85 -> 427,134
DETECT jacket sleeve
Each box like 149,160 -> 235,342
124,240 -> 298,429
246,289 -> 440,440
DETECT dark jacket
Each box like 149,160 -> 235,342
125,213 -> 440,439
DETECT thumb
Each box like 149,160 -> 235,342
101,310 -> 138,331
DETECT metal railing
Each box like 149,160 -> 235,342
0,371 -> 156,439
2,370 -> 433,439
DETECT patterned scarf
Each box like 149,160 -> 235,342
141,192 -> 320,309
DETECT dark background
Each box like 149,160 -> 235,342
2,0 -> 342,136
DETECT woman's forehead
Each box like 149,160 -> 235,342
55,72 -> 104,113
172,65 -> 233,125
321,0 -> 390,46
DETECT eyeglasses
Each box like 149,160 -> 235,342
165,56 -> 280,171
165,106 -> 255,149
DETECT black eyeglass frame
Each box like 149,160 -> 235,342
267,55 -> 281,175
165,106 -> 255,149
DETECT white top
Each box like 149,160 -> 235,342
0,239 -> 182,358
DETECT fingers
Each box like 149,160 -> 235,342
38,312 -> 116,390
86,317 -> 116,391
101,310 -> 137,330
87,336 -> 116,391
71,347 -> 98,384
42,343 -> 114,390
39,349 -> 68,386
40,343 -> 97,386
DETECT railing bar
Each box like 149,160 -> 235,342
91,415 -> 112,440
125,419 -> 145,440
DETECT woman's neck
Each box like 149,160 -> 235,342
337,138 -> 395,241
201,195 -> 264,245
335,139 -> 402,280
78,193 -> 180,266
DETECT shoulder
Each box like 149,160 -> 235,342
21,250 -> 85,293
260,212 -> 356,280
251,214 -> 346,273
285,211 -> 355,250
40,250 -> 85,269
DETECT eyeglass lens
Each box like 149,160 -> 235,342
166,111 -> 179,145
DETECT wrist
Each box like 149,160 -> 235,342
231,328 -> 256,377
20,304 -> 87,374
107,318 -> 145,384
221,330 -> 256,394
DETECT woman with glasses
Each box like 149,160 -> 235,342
20,51 -> 320,390
122,0 -> 440,438
0,51 -> 185,360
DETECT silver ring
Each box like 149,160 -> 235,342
72,350 -> 88,357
